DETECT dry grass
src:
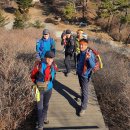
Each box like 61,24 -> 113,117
0,28 -> 44,130
90,42 -> 130,130
0,27 -> 57,130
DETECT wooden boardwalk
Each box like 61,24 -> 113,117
44,39 -> 109,130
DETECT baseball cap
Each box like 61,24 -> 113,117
45,51 -> 55,58
43,29 -> 49,35
79,38 -> 89,44
66,29 -> 71,34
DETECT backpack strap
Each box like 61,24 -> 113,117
88,47 -> 99,55
36,39 -> 41,52
88,47 -> 103,71
52,61 -> 58,71
89,47 -> 103,69
97,54 -> 103,69
50,37 -> 56,54
30,61 -> 42,83
82,47 -> 103,74
82,48 -> 91,74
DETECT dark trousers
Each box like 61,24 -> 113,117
74,52 -> 78,69
74,52 -> 81,71
78,75 -> 89,110
64,54 -> 72,73
37,89 -> 52,128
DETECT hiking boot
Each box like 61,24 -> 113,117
64,72 -> 70,77
44,119 -> 49,124
75,97 -> 80,102
79,109 -> 86,117
36,127 -> 43,130
36,123 -> 43,130
38,128 -> 43,130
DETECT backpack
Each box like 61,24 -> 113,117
30,61 -> 58,83
83,47 -> 103,73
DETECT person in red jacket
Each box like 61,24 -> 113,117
31,51 -> 58,130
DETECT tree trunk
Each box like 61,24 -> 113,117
108,14 -> 114,33
82,0 -> 87,19
125,33 -> 130,45
107,16 -> 111,33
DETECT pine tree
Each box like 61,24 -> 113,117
98,0 -> 115,32
98,0 -> 130,42
63,2 -> 75,20
114,0 -> 130,31
0,10 -> 8,27
17,0 -> 32,13
13,10 -> 25,29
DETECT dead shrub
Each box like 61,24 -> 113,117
119,27 -> 130,42
0,28 -> 41,130
109,20 -> 130,42
96,18 -> 108,30
96,16 -> 130,43
0,44 -> 34,130
92,43 -> 130,130
110,27 -> 121,41
0,28 -> 57,130
44,18 -> 54,23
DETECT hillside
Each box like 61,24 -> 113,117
42,0 -> 130,43
2,1 -> 130,51
1,1 -> 114,41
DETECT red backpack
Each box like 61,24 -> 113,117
30,61 -> 58,83
83,47 -> 103,73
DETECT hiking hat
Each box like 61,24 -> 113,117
43,29 -> 49,35
82,33 -> 88,39
45,51 -> 55,58
79,38 -> 89,44
66,29 -> 71,34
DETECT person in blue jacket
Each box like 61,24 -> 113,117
36,29 -> 56,60
77,38 -> 96,117
34,51 -> 56,130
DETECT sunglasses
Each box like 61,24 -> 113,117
43,34 -> 49,35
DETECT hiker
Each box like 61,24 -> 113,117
31,51 -> 57,130
74,29 -> 87,69
36,29 -> 56,61
61,30 -> 66,52
61,29 -> 74,77
77,38 -> 96,116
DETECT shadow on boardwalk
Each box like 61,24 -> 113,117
54,80 -> 81,115
44,125 -> 99,130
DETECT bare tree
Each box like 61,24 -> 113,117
0,0 -> 11,7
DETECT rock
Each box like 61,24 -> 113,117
64,21 -> 69,24
54,16 -> 61,22
79,22 -> 87,27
